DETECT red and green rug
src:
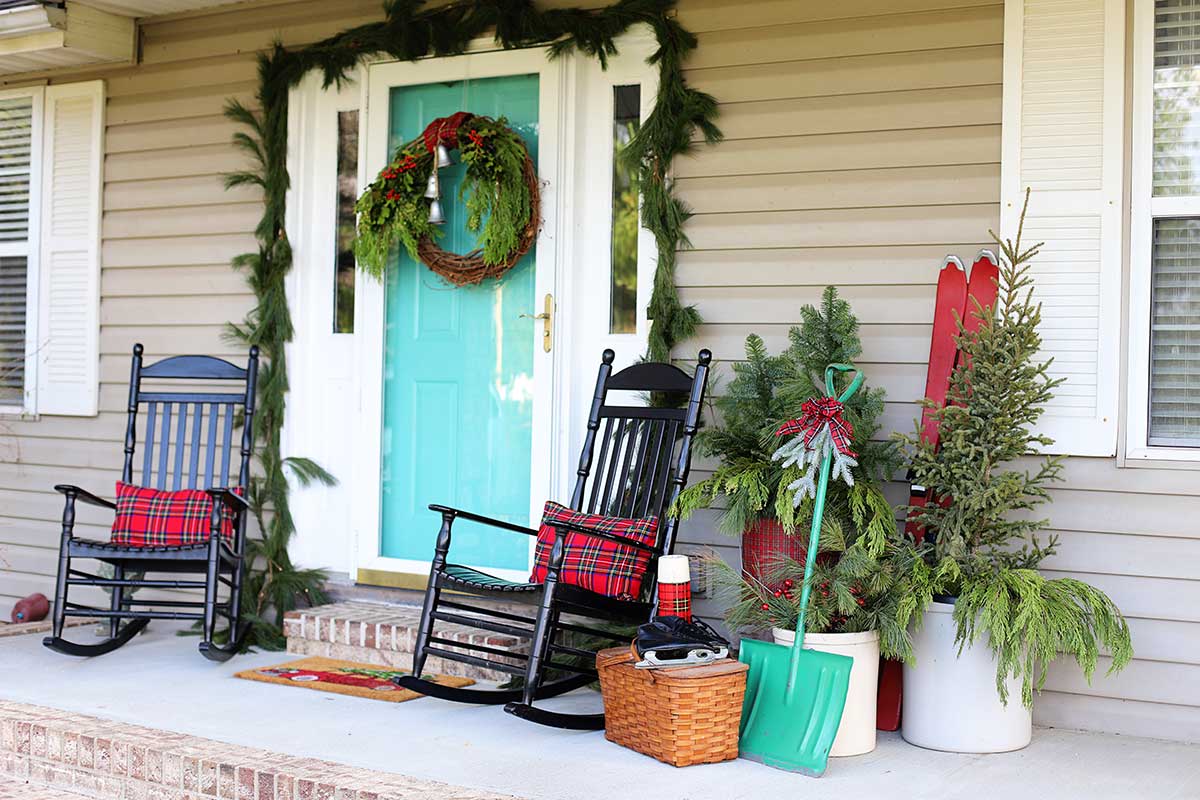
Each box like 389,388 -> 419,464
234,656 -> 473,703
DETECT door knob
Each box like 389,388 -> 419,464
519,293 -> 554,353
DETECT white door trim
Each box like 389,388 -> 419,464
351,47 -> 568,584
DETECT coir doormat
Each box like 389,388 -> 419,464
234,656 -> 473,703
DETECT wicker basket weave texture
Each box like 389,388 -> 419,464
596,646 -> 748,768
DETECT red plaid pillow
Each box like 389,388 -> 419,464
110,482 -> 240,547
529,501 -> 659,600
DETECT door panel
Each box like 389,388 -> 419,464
379,74 -> 539,573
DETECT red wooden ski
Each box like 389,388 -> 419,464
904,256 -> 968,540
961,249 -> 1000,357
877,255 -> 968,732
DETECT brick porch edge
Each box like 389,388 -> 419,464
0,701 -> 517,800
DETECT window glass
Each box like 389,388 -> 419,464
609,85 -> 640,334
0,96 -> 33,405
1154,0 -> 1200,195
1149,218 -> 1200,445
334,109 -> 358,333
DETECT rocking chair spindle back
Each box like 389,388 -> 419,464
43,344 -> 259,663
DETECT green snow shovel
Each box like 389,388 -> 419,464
737,363 -> 864,776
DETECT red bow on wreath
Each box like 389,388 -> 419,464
775,397 -> 857,458
423,111 -> 474,153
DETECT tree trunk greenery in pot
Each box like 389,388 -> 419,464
895,193 -> 1133,753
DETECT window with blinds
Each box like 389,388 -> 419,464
0,95 -> 33,408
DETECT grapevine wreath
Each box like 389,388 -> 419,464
353,111 -> 540,286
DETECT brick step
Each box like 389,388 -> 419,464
283,601 -> 531,683
0,701 -> 514,800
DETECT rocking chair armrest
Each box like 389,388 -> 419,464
549,520 -> 662,556
427,504 -> 539,537
54,484 -> 116,510
206,487 -> 249,512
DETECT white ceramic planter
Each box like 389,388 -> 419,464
772,627 -> 879,757
901,600 -> 1032,753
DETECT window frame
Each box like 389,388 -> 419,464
0,84 -> 43,417
1127,0 -> 1200,461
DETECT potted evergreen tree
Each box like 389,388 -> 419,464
675,287 -> 897,581
897,196 -> 1133,753
677,287 -> 900,756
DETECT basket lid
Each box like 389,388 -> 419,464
595,645 -> 748,679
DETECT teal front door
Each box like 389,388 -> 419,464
378,74 -> 541,576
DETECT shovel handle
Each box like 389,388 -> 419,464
787,363 -> 863,698
824,363 -> 864,403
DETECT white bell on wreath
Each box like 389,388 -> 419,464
423,167 -> 440,199
436,143 -> 453,168
427,198 -> 446,225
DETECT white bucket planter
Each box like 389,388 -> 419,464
772,627 -> 879,757
902,600 -> 1031,753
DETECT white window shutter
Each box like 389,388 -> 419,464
36,80 -> 103,417
1000,0 -> 1124,456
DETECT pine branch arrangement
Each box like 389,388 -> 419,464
221,1 -> 719,646
708,533 -> 915,661
897,190 -> 1132,705
674,286 -> 899,541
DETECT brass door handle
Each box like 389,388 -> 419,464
520,293 -> 554,352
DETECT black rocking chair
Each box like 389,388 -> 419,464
397,348 -> 712,729
43,344 -> 258,662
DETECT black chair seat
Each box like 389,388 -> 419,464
442,564 -> 539,594
69,537 -> 237,562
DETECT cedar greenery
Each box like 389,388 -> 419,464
674,286 -> 898,541
353,115 -> 535,277
896,190 -> 1132,706
708,529 -> 916,661
222,0 -> 719,647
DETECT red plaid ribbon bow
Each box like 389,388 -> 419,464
775,397 -> 857,457
422,111 -> 474,153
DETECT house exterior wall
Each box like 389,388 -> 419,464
0,0 -> 1193,742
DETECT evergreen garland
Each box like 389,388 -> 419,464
895,191 -> 1133,706
222,0 -> 719,647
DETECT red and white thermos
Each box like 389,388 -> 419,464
656,554 -> 693,622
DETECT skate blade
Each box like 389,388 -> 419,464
634,646 -> 729,669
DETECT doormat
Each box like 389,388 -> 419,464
233,656 -> 473,703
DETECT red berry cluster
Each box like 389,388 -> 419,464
380,154 -> 418,182
467,128 -> 485,149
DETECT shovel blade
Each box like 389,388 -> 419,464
737,637 -> 852,776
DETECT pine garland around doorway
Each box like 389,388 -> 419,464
222,0 -> 721,648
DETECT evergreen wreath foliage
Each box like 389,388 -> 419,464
221,0 -> 719,647
895,190 -> 1132,706
354,114 -> 535,278
674,287 -> 899,541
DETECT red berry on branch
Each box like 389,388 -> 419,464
856,597 -> 866,607
783,579 -> 794,589
760,602 -> 770,610
773,589 -> 783,598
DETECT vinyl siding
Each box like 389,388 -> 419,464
0,0 -> 1194,743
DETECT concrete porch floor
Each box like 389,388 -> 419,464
1,622 -> 1197,800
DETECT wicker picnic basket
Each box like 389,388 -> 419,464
596,645 -> 748,767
